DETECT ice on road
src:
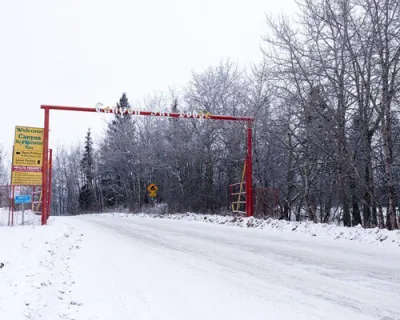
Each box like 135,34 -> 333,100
66,215 -> 400,320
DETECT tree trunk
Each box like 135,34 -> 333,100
323,198 -> 332,224
205,153 -> 213,212
341,187 -> 351,227
296,197 -> 303,222
363,137 -> 372,228
350,176 -> 362,226
338,146 -> 351,227
283,132 -> 295,221
382,115 -> 398,230
378,205 -> 384,229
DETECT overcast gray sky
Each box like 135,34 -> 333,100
0,0 -> 296,162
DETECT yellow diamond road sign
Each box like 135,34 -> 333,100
147,183 -> 158,193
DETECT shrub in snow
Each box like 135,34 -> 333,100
142,203 -> 169,216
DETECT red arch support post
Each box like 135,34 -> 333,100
246,121 -> 254,217
42,108 -> 50,225
40,105 -> 255,224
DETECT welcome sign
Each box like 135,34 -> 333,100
12,126 -> 44,186
95,102 -> 212,120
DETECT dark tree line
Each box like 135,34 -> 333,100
51,0 -> 400,229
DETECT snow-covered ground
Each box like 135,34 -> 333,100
0,208 -> 41,227
1,211 -> 400,319
0,209 -> 82,319
128,212 -> 400,248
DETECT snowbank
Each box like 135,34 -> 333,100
0,217 -> 84,320
103,212 -> 400,248
0,208 -> 41,226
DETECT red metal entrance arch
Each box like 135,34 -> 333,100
40,104 -> 254,225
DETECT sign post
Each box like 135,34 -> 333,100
15,195 -> 32,225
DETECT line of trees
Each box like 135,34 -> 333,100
0,145 -> 7,185
0,145 -> 9,207
51,0 -> 400,229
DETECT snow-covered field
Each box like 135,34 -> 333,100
1,210 -> 400,320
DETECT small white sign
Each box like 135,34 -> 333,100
14,186 -> 21,196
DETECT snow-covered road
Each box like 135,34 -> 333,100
1,211 -> 399,319
65,215 -> 400,320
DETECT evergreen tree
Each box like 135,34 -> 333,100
79,128 -> 96,211
98,92 -> 137,209
81,128 -> 94,186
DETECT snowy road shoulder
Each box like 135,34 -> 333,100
0,216 -> 84,320
107,212 -> 400,249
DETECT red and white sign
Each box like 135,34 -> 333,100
12,166 -> 42,172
